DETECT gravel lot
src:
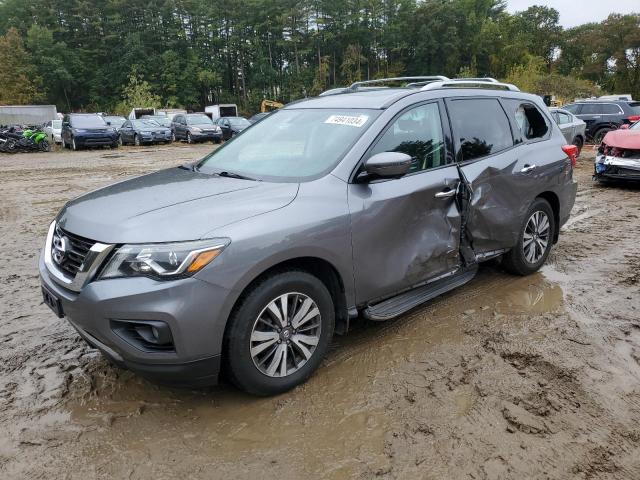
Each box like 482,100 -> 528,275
1,144 -> 640,479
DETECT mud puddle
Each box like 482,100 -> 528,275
50,267 -> 567,479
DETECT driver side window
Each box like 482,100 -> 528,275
369,103 -> 445,173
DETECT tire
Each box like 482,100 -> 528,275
187,132 -> 193,144
224,270 -> 335,396
502,198 -> 555,276
40,140 -> 50,152
71,137 -> 79,151
593,128 -> 612,145
61,137 -> 67,149
118,135 -> 124,146
134,134 -> 140,146
171,131 -> 176,142
572,136 -> 584,157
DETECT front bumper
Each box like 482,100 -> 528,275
39,255 -> 228,387
140,132 -> 173,143
594,155 -> 640,181
191,131 -> 222,141
76,135 -> 118,147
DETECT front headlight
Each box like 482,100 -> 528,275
99,239 -> 229,280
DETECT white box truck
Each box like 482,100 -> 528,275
205,104 -> 238,121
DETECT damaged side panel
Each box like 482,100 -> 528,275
457,142 -> 563,256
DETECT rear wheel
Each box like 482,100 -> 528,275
224,270 -> 335,396
503,198 -> 555,276
593,128 -> 612,145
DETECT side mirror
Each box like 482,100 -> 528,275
620,124 -> 630,130
363,152 -> 412,178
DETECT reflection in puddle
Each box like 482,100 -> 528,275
66,266 -> 566,477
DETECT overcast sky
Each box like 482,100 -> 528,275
504,0 -> 639,28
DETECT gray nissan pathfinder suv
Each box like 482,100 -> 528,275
40,77 -> 578,396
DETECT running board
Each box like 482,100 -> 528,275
363,266 -> 478,321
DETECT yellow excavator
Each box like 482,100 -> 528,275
261,99 -> 284,113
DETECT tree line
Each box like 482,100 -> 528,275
0,0 -> 638,114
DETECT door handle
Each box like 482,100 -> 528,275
435,188 -> 456,199
520,164 -> 537,173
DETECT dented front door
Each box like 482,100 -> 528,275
348,166 -> 462,303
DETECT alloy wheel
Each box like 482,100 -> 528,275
250,292 -> 322,378
523,211 -> 550,264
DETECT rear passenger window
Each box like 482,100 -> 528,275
580,104 -> 602,115
370,102 -> 445,173
447,98 -> 513,161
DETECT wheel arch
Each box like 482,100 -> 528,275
225,256 -> 350,340
536,191 -> 560,243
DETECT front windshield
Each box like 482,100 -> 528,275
105,116 -> 125,128
52,120 -> 62,129
198,108 -> 379,181
228,117 -> 250,127
133,119 -> 160,128
187,114 -> 213,125
147,116 -> 171,127
71,115 -> 106,128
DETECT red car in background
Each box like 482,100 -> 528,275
595,121 -> 640,182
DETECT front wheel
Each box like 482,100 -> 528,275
502,198 -> 555,276
187,132 -> 193,144
134,134 -> 141,146
71,137 -> 79,151
224,270 -> 335,396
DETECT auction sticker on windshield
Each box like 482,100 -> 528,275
324,114 -> 369,127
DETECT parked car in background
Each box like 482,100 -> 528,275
171,113 -> 222,143
43,119 -> 62,144
248,112 -> 270,124
40,77 -> 578,395
103,115 -> 127,131
215,116 -> 251,140
141,115 -> 172,128
204,104 -> 238,122
562,100 -> 640,143
550,108 -> 587,156
61,113 -> 118,150
595,120 -> 640,182
118,119 -> 172,146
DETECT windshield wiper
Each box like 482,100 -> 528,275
214,170 -> 257,181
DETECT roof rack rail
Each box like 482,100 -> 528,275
421,79 -> 520,92
452,77 -> 499,83
348,76 -> 450,91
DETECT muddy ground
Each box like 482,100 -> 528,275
1,144 -> 639,479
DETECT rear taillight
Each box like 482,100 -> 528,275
562,144 -> 578,167
627,115 -> 640,123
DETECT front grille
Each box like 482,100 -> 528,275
53,226 -> 96,278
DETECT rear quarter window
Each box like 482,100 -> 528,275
628,102 -> 640,115
447,98 -> 513,162
503,100 -> 549,143
601,104 -> 622,114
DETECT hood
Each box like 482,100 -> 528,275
57,167 -> 299,243
602,129 -> 640,149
